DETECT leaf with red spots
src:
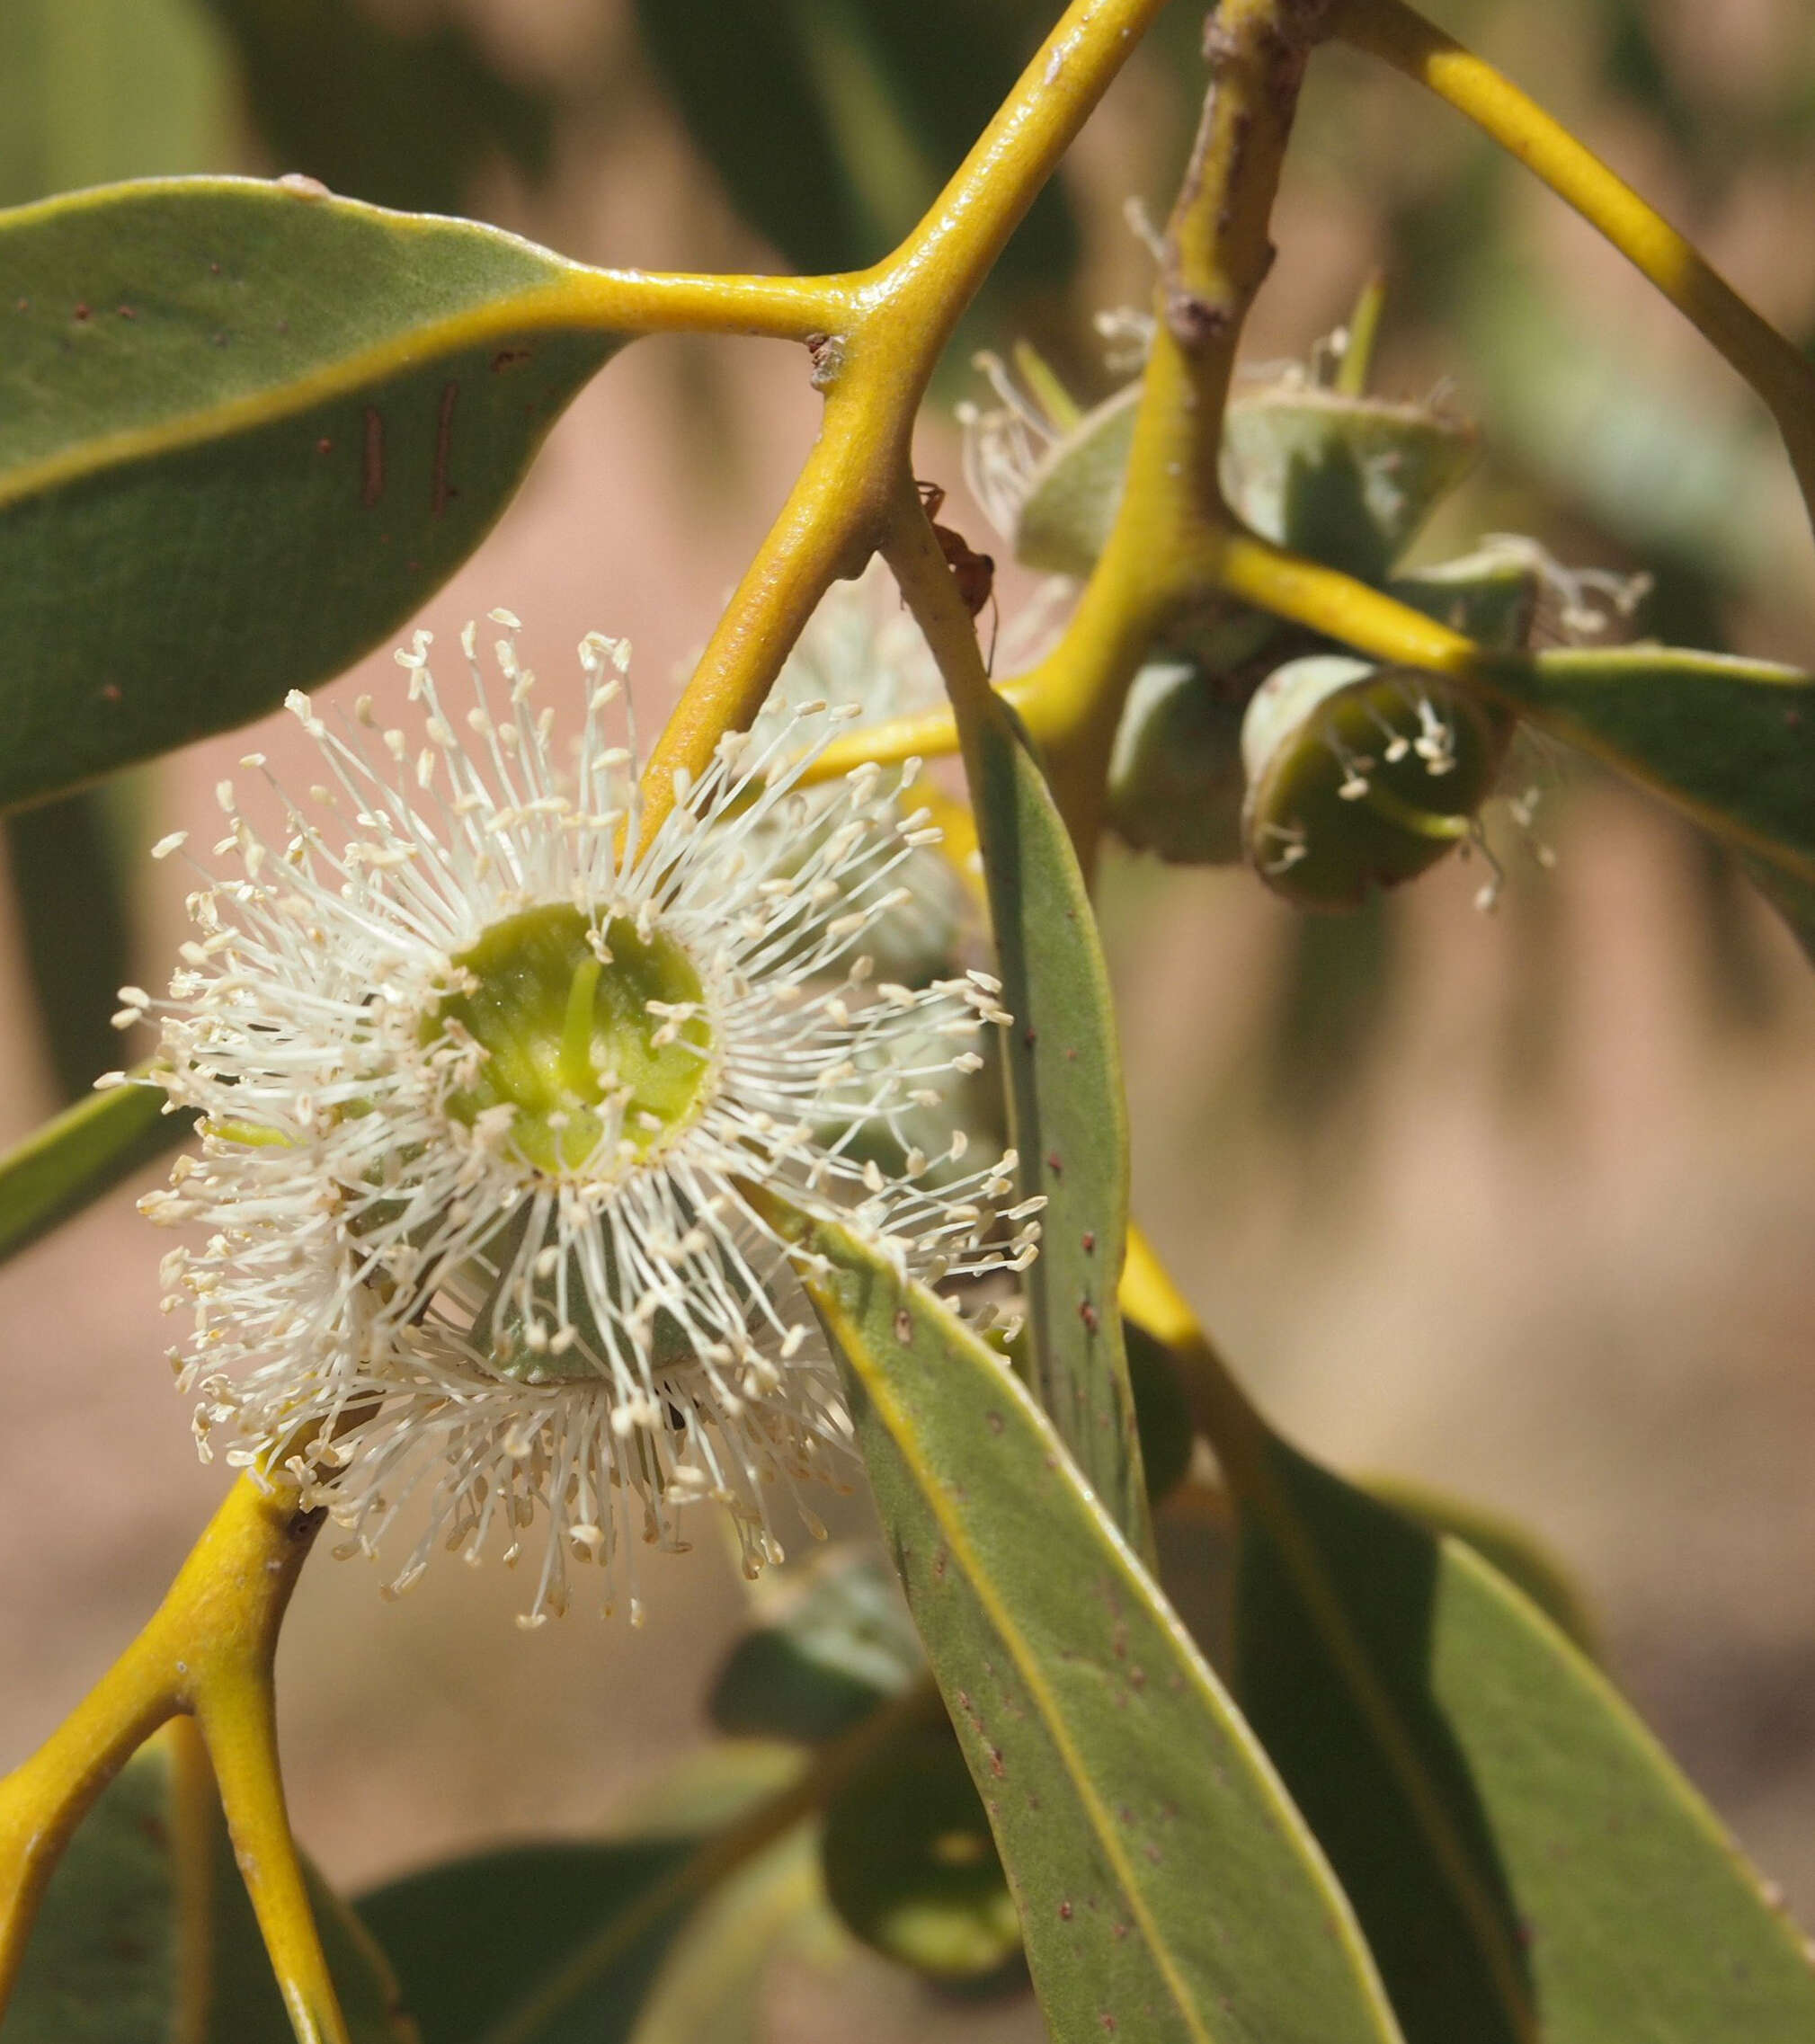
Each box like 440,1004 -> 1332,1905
778,1201 -> 1406,2044
0,177 -> 627,811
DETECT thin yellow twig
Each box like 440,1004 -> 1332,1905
0,1477 -> 347,2044
557,266 -> 849,342
1331,0 -> 1815,538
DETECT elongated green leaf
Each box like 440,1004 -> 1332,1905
1738,853 -> 1815,968
1480,645 -> 1815,938
1236,1435 -> 1815,2044
785,1206 -> 1405,2044
633,0 -> 1074,292
7,1727 -> 408,2042
0,176 -> 623,812
1365,1473 -> 1598,1658
822,1716 -> 1021,1985
0,1075 -> 191,1266
971,696 -> 1149,1548
0,0 -> 227,209
632,0 -> 868,272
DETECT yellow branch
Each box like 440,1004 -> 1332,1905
1001,0 -> 1323,858
635,0 -> 1173,849
0,1477 -> 349,2044
1332,0 -> 1815,538
559,264 -> 849,342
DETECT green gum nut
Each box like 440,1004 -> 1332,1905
427,902 -> 712,1177
1241,653 -> 1510,911
1106,659 -> 1250,866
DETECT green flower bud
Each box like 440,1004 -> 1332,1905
1241,653 -> 1510,910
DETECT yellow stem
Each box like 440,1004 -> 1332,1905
1207,524 -> 1474,671
0,1477 -> 346,2044
1332,0 -> 1815,538
558,265 -> 848,342
783,1 -> 1328,859
635,0 -> 1173,849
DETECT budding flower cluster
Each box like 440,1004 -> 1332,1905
120,615 -> 1036,1622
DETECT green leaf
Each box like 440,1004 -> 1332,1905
356,1841 -> 690,2044
0,176 -> 623,813
631,0 -> 1074,290
631,0 -> 870,273
970,695 -> 1150,1550
357,1746 -> 800,2044
1235,1435 -> 1815,2044
1738,853 -> 1815,967
783,1204 -> 1406,2044
7,1726 -> 408,2042
1364,1473 -> 1598,1658
0,1075 -> 191,1268
821,1717 -> 1021,1985
200,0 -> 554,219
1123,1318 -> 1194,1503
1478,644 -> 1815,942
0,0 -> 227,209
4,786 -> 138,1101
708,1554 -> 922,1746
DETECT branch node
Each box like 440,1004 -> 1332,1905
1165,290 -> 1233,349
805,331 -> 847,391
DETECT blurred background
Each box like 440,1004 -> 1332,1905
3,0 -> 1815,2028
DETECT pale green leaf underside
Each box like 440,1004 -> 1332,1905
789,1204 -> 1404,2044
0,176 -> 622,812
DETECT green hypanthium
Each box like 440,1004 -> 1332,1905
2,2 -> 1813,2040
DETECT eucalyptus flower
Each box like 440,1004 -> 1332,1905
123,617 -> 1035,1622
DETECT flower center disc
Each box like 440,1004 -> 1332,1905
429,904 -> 712,1174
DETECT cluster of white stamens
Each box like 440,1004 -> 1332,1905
120,616 -> 1034,1623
